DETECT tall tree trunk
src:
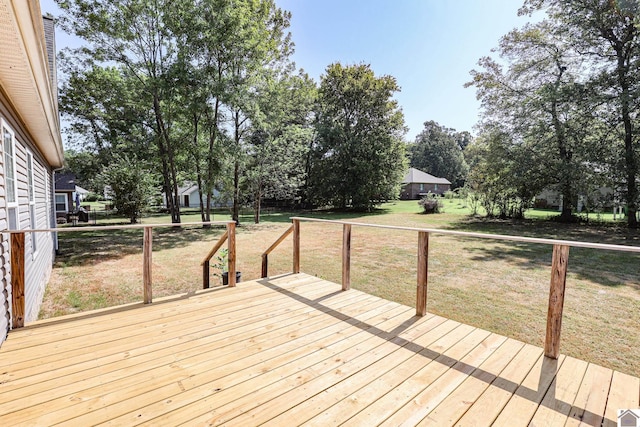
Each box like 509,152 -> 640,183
153,94 -> 180,223
254,194 -> 261,224
618,54 -> 638,228
205,97 -> 221,225
190,112 -> 209,224
551,67 -> 574,222
232,108 -> 246,225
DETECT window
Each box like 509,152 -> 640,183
27,152 -> 34,202
55,193 -> 68,212
27,151 -> 37,254
434,184 -> 439,191
30,204 -> 37,254
419,183 -> 424,191
2,120 -> 18,230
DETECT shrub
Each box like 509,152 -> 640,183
443,190 -> 456,199
98,156 -> 158,224
84,192 -> 102,202
418,193 -> 442,214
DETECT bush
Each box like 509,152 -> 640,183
84,192 -> 102,202
98,156 -> 158,224
443,190 -> 456,199
418,193 -> 442,214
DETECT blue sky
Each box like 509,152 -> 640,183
41,0 -> 538,140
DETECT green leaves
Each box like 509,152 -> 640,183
309,63 -> 407,211
98,155 -> 158,224
409,121 -> 469,189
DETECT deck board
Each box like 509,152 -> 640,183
0,273 -> 637,426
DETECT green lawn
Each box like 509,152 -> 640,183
45,198 -> 640,377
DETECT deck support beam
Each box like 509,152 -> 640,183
416,231 -> 429,316
10,232 -> 25,328
545,244 -> 569,359
143,227 -> 152,304
342,224 -> 351,291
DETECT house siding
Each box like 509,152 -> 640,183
0,3 -> 63,346
1,91 -> 56,341
400,182 -> 450,199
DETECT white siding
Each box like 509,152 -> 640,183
0,121 -> 11,342
0,117 -> 56,342
13,140 -> 54,322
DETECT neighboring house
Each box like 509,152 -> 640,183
75,185 -> 89,202
163,181 -> 230,208
54,172 -> 76,217
0,3 -> 64,343
54,173 -> 88,217
400,168 -> 452,199
536,187 -> 615,212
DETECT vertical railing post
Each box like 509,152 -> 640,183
293,219 -> 300,274
342,224 -> 351,291
143,227 -> 153,304
227,222 -> 237,287
545,244 -> 570,359
261,254 -> 268,278
10,232 -> 25,328
416,231 -> 429,316
203,260 -> 210,289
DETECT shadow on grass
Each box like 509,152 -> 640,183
239,207 -> 395,224
443,216 -> 640,289
55,225 -> 228,268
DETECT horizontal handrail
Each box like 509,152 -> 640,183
262,225 -> 294,257
2,221 -> 234,234
284,216 -> 639,360
202,231 -> 229,265
261,224 -> 295,278
290,217 -> 640,253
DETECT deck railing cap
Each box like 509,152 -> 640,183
289,216 -> 640,253
2,221 -> 235,234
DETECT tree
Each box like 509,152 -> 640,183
245,71 -> 316,223
58,0 -> 295,225
166,0 -> 294,224
99,156 -> 157,224
59,63 -> 155,192
521,0 -> 640,227
467,21 -> 598,221
466,126 -> 547,218
308,63 -> 407,211
409,121 -> 469,188
58,0 -> 189,223
61,149 -> 104,192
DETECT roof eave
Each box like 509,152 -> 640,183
0,0 -> 64,168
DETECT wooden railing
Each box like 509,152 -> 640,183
263,217 -> 640,359
201,222 -> 237,289
261,222 -> 295,279
6,221 -> 234,329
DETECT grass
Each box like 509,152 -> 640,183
41,199 -> 640,377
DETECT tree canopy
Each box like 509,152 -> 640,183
467,0 -> 640,225
409,121 -> 469,189
308,63 -> 407,211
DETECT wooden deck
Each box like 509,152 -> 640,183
0,273 -> 638,426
